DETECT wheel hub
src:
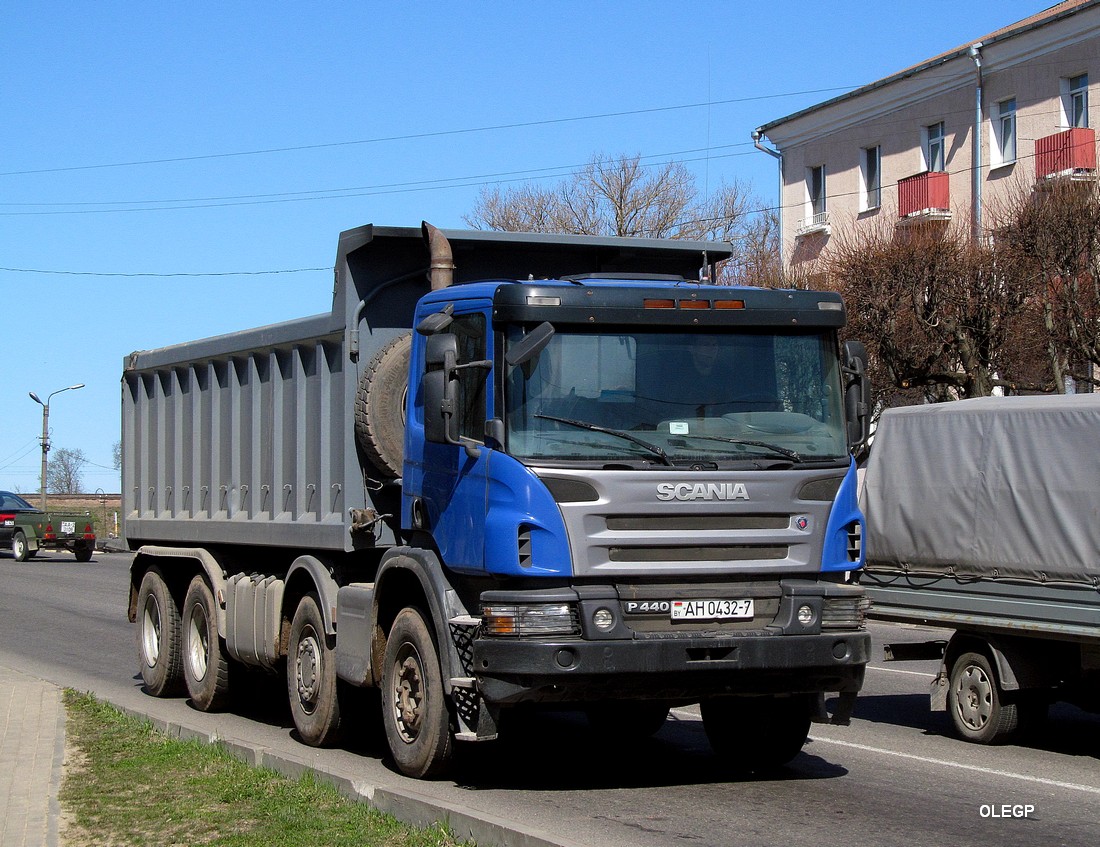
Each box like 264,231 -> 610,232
296,635 -> 321,707
141,596 -> 161,666
394,653 -> 424,742
957,665 -> 992,729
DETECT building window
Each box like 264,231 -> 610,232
860,146 -> 881,211
1064,73 -> 1089,128
923,122 -> 946,172
807,164 -> 826,221
992,98 -> 1016,166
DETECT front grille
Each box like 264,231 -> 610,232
606,514 -> 789,531
518,526 -> 533,569
609,546 -> 787,563
847,522 -> 862,562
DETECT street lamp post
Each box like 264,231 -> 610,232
28,383 -> 85,511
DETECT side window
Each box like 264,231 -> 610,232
923,122 -> 946,172
452,313 -> 487,441
807,164 -> 826,222
1064,73 -> 1089,128
992,98 -> 1017,166
860,146 -> 881,211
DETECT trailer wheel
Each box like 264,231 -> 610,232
74,543 -> 93,563
382,607 -> 453,778
355,332 -> 411,480
182,575 -> 231,711
287,593 -> 343,747
12,531 -> 30,562
701,694 -> 812,772
136,567 -> 184,697
585,701 -> 670,739
947,651 -> 1018,743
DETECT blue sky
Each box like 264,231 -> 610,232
1,0 -> 1046,494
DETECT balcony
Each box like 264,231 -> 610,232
1035,127 -> 1096,182
796,211 -> 831,237
897,171 -> 951,223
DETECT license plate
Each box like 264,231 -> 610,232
671,599 -> 754,620
61,521 -> 76,535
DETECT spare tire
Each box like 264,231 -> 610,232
355,332 -> 411,479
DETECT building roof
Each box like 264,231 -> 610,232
757,0 -> 1099,135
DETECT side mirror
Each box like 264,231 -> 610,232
416,305 -> 455,336
505,321 -> 555,367
422,333 -> 493,453
423,334 -> 459,445
843,340 -> 871,452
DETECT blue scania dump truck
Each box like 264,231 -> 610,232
123,223 -> 871,778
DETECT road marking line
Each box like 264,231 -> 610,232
809,736 -> 1100,795
867,665 -> 936,678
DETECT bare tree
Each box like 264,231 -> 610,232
827,219 -> 1032,407
465,154 -> 775,284
47,447 -> 87,494
992,178 -> 1100,392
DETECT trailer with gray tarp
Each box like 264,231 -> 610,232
860,394 -> 1100,743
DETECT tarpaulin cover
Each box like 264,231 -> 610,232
860,394 -> 1100,586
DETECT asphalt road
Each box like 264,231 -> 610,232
2,549 -> 1099,847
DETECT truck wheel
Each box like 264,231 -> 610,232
948,651 -> 1018,743
701,694 -> 812,772
136,567 -> 184,697
382,606 -> 453,778
74,543 -> 93,563
354,332 -> 411,480
585,701 -> 670,739
182,575 -> 231,711
12,531 -> 30,562
287,593 -> 342,747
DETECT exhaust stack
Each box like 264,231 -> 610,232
422,221 -> 455,290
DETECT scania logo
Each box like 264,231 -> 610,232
656,482 -> 749,501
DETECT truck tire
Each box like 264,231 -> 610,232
136,567 -> 184,697
585,701 -> 670,739
947,651 -> 1018,744
12,531 -> 30,562
287,593 -> 342,747
182,575 -> 231,711
701,694 -> 812,772
382,606 -> 454,778
355,332 -> 411,480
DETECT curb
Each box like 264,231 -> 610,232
107,701 -> 588,847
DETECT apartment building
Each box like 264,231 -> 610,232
755,0 -> 1100,274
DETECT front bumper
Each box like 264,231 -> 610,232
472,629 -> 870,705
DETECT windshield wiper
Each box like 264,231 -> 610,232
668,433 -> 803,463
534,414 -> 674,466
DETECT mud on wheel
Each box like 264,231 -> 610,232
287,593 -> 343,747
381,606 -> 454,779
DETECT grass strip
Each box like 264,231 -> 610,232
60,690 -> 473,847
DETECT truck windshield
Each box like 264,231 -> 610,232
504,327 -> 849,467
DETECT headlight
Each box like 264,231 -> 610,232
482,603 -> 580,637
821,596 -> 869,630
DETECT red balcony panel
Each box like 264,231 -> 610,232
1035,128 -> 1097,180
898,171 -> 950,219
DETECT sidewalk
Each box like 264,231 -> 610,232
0,665 -> 64,847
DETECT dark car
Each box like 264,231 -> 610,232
0,490 -> 96,562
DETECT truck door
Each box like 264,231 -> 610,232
416,307 -> 493,573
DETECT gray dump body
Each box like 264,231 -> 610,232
860,394 -> 1100,637
122,224 -> 726,553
